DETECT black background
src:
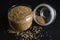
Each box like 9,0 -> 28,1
0,0 -> 60,40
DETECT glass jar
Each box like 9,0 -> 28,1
33,4 -> 56,26
8,5 -> 33,33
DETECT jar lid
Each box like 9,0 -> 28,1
33,4 -> 56,26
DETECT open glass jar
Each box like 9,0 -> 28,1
8,4 -> 33,34
33,4 -> 56,26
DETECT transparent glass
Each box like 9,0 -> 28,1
33,4 -> 56,26
8,4 -> 33,34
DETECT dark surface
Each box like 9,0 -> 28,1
0,0 -> 60,40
